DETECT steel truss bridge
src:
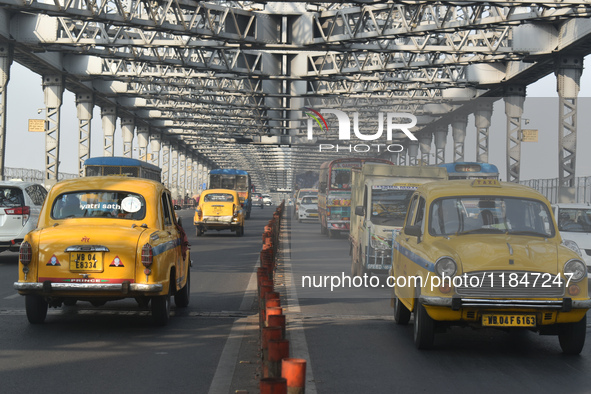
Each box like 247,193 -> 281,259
0,1 -> 590,199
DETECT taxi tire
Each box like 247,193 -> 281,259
25,294 -> 48,324
558,314 -> 586,355
393,296 -> 411,325
174,269 -> 190,308
413,300 -> 435,349
152,283 -> 172,326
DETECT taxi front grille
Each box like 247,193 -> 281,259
455,271 -> 564,298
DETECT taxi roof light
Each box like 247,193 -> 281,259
471,179 -> 501,187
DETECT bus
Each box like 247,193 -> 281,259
436,162 -> 499,180
208,169 -> 252,219
318,158 -> 393,238
84,157 -> 162,182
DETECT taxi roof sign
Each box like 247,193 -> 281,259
471,179 -> 501,187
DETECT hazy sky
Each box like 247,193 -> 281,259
5,57 -> 591,181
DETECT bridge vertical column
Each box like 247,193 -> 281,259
434,126 -> 448,165
161,141 -> 170,188
555,56 -> 583,201
42,75 -> 64,186
197,159 -> 205,192
419,132 -> 433,165
474,101 -> 493,163
136,126 -> 149,161
171,144 -> 179,200
150,132 -> 161,167
179,149 -> 187,199
121,117 -> 134,158
504,86 -> 526,183
408,141 -> 419,166
75,93 -> 93,176
101,106 -> 117,157
186,154 -> 193,197
451,115 -> 468,162
389,152 -> 399,165
0,45 -> 12,180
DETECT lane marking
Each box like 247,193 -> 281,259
207,261 -> 258,394
4,293 -> 20,300
282,213 -> 318,394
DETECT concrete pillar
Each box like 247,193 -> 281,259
555,55 -> 583,201
408,141 -> 419,166
76,92 -> 93,176
101,106 -> 117,157
504,86 -> 526,183
137,126 -> 149,161
434,126 -> 448,165
179,149 -> 187,199
171,144 -> 179,200
418,131 -> 433,165
0,44 -> 12,181
42,74 -> 64,187
474,101 -> 493,163
121,117 -> 134,158
451,115 -> 468,163
161,141 -> 170,188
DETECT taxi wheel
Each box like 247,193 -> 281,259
152,283 -> 172,326
413,299 -> 435,349
174,269 -> 190,308
393,296 -> 411,325
558,314 -> 587,355
25,295 -> 48,324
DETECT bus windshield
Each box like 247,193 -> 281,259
370,188 -> 414,226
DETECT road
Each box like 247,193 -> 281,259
0,206 -> 590,393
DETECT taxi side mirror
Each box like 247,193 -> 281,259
354,206 -> 365,216
404,225 -> 421,237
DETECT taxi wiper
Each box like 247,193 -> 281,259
456,228 -> 506,236
507,230 -> 547,237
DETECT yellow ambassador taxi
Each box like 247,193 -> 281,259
391,179 -> 591,353
194,189 -> 245,237
13,176 -> 190,326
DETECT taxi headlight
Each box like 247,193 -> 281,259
435,257 -> 457,278
563,239 -> 582,257
564,259 -> 586,283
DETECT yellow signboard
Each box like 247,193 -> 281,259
28,119 -> 45,132
522,129 -> 538,142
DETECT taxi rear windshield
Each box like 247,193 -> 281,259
203,193 -> 234,202
51,191 -> 146,220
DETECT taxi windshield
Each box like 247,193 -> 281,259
429,196 -> 554,237
301,196 -> 318,205
51,191 -> 146,220
557,208 -> 591,233
371,188 -> 414,226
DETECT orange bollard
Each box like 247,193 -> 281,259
265,339 -> 289,378
262,326 -> 283,363
268,314 -> 286,338
259,284 -> 274,325
266,306 -> 283,328
260,377 -> 287,394
282,358 -> 306,394
266,298 -> 281,309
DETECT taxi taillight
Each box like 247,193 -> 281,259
19,241 -> 32,265
141,243 -> 153,267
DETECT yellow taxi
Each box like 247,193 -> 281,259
13,176 -> 191,326
194,189 -> 245,236
391,179 -> 591,353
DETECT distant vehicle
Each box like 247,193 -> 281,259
13,176 -> 190,326
318,158 -> 393,238
209,169 -> 252,219
298,195 -> 319,223
194,189 -> 245,236
262,194 -> 272,206
552,203 -> 591,277
84,156 -> 162,182
294,188 -> 317,218
0,181 -> 47,253
252,192 -> 264,208
436,162 -> 499,180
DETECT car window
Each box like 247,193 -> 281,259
161,193 -> 173,226
301,197 -> 318,204
405,194 -> 419,228
204,193 -> 234,202
0,187 -> 25,207
26,185 -> 47,206
52,191 -> 146,219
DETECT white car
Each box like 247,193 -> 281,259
262,194 -> 272,206
0,181 -> 47,252
552,203 -> 591,277
298,195 -> 319,222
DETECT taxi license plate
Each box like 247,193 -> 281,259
482,314 -> 535,327
69,252 -> 104,272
